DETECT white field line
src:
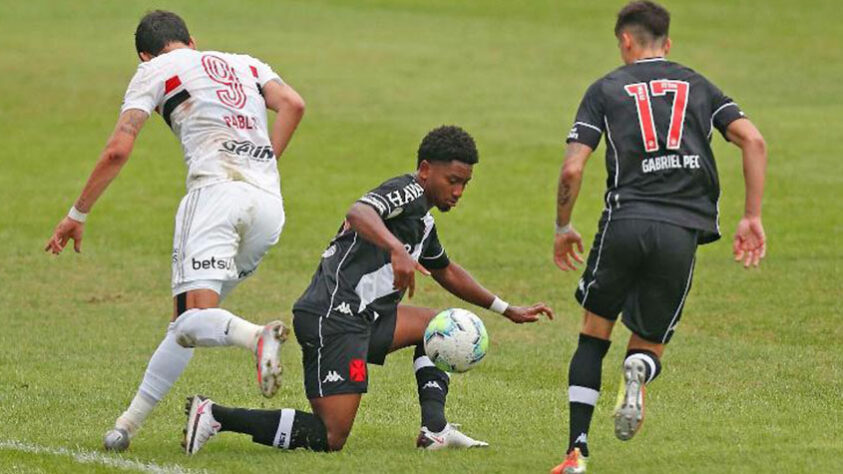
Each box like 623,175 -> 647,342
0,439 -> 207,474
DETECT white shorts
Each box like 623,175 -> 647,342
171,181 -> 285,297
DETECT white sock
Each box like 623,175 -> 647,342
172,308 -> 262,351
116,324 -> 193,436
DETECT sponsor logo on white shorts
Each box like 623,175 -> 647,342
191,256 -> 233,271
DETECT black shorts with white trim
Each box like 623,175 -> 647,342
575,218 -> 698,344
293,308 -> 397,399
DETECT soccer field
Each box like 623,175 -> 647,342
2,0 -> 842,472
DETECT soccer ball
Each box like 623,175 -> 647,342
423,308 -> 489,373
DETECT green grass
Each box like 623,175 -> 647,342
2,0 -> 842,472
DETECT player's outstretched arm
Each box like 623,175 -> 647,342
346,202 -> 430,296
726,119 -> 767,268
262,80 -> 305,159
429,262 -> 554,324
44,109 -> 148,255
553,142 -> 592,271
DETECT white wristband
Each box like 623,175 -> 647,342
490,296 -> 509,315
68,206 -> 87,223
555,222 -> 572,235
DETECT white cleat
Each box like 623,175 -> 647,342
614,357 -> 647,441
416,423 -> 489,450
103,428 -> 130,452
256,321 -> 289,398
183,395 -> 221,455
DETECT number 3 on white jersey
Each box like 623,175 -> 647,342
624,80 -> 690,152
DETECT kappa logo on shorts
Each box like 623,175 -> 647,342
349,359 -> 366,382
322,371 -> 345,383
333,302 -> 353,315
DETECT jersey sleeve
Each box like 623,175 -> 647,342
356,178 -> 405,220
707,80 -> 746,141
566,79 -> 605,149
120,62 -> 164,115
419,225 -> 450,270
248,57 -> 284,87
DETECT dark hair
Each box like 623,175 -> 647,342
614,1 -> 670,45
135,10 -> 190,57
417,125 -> 479,167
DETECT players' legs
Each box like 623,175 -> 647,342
380,305 -> 485,449
387,306 -> 451,433
613,222 -> 697,441
566,311 -> 615,457
184,393 -> 358,453
309,393 -> 363,451
110,286 -> 265,446
183,395 -> 331,454
107,185 -> 285,450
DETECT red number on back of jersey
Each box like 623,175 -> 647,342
624,80 -> 690,153
201,55 -> 247,109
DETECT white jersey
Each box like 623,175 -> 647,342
121,48 -> 283,196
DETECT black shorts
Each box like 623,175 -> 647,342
575,218 -> 698,344
292,308 -> 397,399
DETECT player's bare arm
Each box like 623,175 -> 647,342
726,118 -> 767,268
429,262 -> 554,323
553,142 -> 592,271
45,109 -> 149,255
345,202 -> 430,296
262,79 -> 305,158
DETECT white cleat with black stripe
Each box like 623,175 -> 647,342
614,357 -> 647,441
183,395 -> 220,455
416,423 -> 489,450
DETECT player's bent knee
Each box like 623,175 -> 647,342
326,430 -> 349,451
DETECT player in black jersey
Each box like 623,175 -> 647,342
181,125 -> 553,454
551,2 -> 767,473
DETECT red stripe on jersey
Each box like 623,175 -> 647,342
249,65 -> 259,78
164,75 -> 182,94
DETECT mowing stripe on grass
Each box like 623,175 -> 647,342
0,440 -> 205,474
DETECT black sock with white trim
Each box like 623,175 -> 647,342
414,344 -> 449,432
567,333 -> 611,457
212,405 -> 328,451
624,350 -> 662,383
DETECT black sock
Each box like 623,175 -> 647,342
624,349 -> 662,383
414,344 -> 449,432
567,333 -> 611,457
212,405 -> 328,451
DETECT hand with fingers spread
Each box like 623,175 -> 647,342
733,216 -> 766,268
504,303 -> 555,324
390,246 -> 430,298
554,227 -> 584,271
45,216 -> 85,255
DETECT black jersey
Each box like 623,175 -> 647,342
566,58 -> 746,244
293,174 -> 450,320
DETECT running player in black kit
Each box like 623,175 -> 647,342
551,2 -> 767,473
182,125 -> 553,454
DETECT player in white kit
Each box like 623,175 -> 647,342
44,10 -> 306,451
